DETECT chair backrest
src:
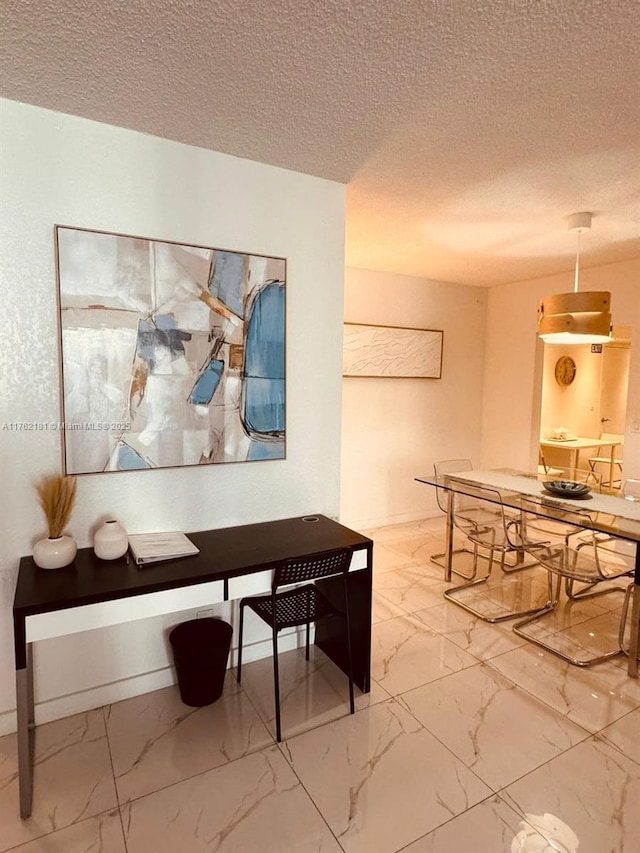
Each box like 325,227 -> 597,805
273,548 -> 353,590
434,458 -> 473,513
451,486 -> 507,548
518,500 -> 631,583
515,498 -> 592,546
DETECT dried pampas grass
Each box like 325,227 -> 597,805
36,474 -> 77,539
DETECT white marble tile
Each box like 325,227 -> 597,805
376,534 -> 442,567
415,602 -> 528,660
488,643 -> 640,733
400,664 -> 588,790
238,646 -> 387,740
8,810 -> 126,853
519,591 -> 612,636
0,710 -> 117,852
401,795 -> 548,853
373,564 -> 447,613
502,738 -> 640,853
372,614 -> 477,695
372,590 -> 406,623
598,707 -> 640,766
123,746 -> 341,853
105,679 -> 273,803
372,542 -> 421,574
281,699 -> 491,853
360,517 -> 445,544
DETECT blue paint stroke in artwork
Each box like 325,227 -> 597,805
248,438 -> 285,461
244,281 -> 285,436
136,316 -> 192,370
209,251 -> 245,318
190,359 -> 224,405
117,442 -> 150,470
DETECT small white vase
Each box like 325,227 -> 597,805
93,520 -> 128,560
33,535 -> 77,570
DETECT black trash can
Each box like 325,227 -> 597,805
169,618 -> 233,707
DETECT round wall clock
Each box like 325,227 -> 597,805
554,356 -> 576,386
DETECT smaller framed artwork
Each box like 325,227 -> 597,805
343,323 -> 443,378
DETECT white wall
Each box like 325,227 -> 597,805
482,258 -> 640,476
340,267 -> 487,529
0,100 -> 346,732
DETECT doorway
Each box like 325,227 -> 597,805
538,325 -> 631,474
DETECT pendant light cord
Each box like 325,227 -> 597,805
573,228 -> 581,293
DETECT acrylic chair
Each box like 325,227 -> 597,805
443,487 -> 554,622
236,547 -> 355,742
569,476 -> 638,601
430,458 -> 477,579
507,499 -> 633,666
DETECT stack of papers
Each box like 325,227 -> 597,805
128,532 -> 200,566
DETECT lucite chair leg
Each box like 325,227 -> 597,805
513,575 -> 625,666
500,547 -> 537,573
430,546 -> 480,580
272,626 -> 282,742
445,552 -> 552,623
565,576 -> 625,601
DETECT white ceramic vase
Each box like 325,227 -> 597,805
33,535 -> 77,570
93,520 -> 128,560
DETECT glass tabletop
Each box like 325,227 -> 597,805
415,468 -> 640,545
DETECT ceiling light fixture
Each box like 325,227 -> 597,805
537,212 -> 612,345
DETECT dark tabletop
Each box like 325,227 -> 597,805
14,515 -> 372,618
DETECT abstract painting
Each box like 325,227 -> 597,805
55,226 -> 286,474
343,323 -> 443,378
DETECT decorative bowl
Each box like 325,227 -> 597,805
543,480 -> 591,498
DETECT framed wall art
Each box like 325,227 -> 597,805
343,323 -> 443,378
55,226 -> 286,474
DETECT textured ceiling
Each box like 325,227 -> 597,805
2,0 -> 639,285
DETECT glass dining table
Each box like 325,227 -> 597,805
415,468 -> 640,677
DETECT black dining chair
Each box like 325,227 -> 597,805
236,547 -> 355,741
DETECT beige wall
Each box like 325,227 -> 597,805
341,258 -> 639,532
340,267 -> 487,529
482,258 -> 640,477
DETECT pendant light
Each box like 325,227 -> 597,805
537,212 -> 612,345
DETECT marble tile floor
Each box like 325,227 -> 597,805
1,517 -> 639,852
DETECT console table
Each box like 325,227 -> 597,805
13,514 -> 373,818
